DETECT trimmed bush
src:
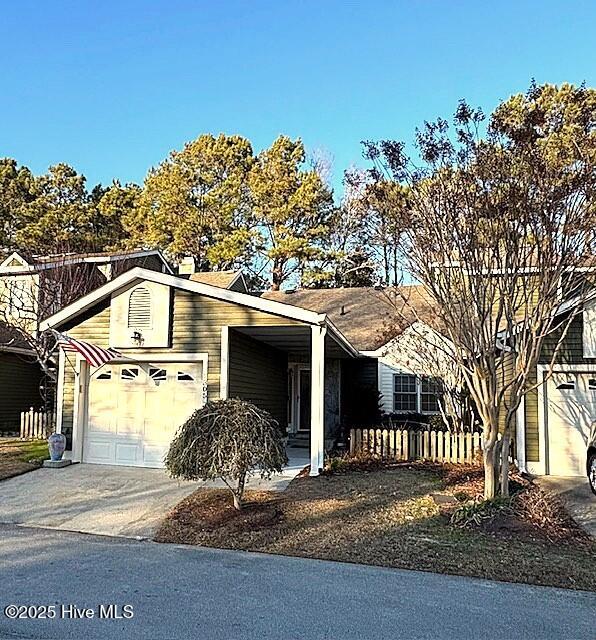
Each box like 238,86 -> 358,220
164,399 -> 288,510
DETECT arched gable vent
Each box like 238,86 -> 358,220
128,287 -> 152,329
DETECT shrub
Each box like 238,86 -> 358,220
450,497 -> 512,528
164,399 -> 288,510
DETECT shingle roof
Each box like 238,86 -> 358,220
262,285 -> 436,351
189,270 -> 242,289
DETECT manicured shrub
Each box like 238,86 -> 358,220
164,399 -> 287,510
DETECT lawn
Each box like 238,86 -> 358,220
0,438 -> 49,481
156,463 -> 596,592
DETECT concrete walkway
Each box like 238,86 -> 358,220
0,452 -> 309,538
536,476 -> 596,538
1,524 -> 594,640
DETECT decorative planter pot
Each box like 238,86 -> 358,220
48,433 -> 66,461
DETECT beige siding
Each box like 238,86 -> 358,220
58,288 -> 302,447
228,329 -> 288,427
497,351 -> 516,435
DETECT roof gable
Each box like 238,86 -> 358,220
0,252 -> 33,273
41,268 -> 327,331
189,270 -> 247,291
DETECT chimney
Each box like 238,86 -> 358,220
178,256 -> 196,276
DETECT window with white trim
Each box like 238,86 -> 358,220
149,367 -> 167,382
393,374 -> 417,412
128,287 -> 152,329
121,367 -> 139,381
421,377 -> 442,413
393,374 -> 442,414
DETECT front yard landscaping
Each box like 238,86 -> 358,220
156,461 -> 596,592
0,438 -> 49,481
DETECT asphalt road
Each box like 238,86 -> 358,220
0,525 -> 594,640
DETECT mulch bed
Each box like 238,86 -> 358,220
155,464 -> 596,591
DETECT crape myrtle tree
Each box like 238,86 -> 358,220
364,82 -> 596,499
165,399 -> 287,510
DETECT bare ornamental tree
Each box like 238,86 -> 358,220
364,83 -> 596,499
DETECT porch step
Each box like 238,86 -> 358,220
288,433 -> 310,448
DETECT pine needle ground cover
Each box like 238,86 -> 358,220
156,464 -> 596,592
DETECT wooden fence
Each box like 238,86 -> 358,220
349,427 -> 482,464
20,408 -> 55,440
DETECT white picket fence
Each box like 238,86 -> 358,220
20,408 -> 55,440
349,427 -> 483,464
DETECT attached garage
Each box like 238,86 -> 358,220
83,361 -> 205,467
545,371 -> 595,477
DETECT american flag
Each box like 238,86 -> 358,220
54,331 -> 121,368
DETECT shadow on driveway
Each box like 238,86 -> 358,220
0,459 -> 306,539
536,476 -> 596,538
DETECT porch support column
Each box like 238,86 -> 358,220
310,324 -> 327,476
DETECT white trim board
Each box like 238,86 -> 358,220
40,267 -> 359,358
220,327 -> 229,399
41,267 -> 326,329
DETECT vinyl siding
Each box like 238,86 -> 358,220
0,353 -> 43,432
497,351 -> 516,435
57,287 -> 302,447
378,362 -> 395,413
228,329 -> 288,427
524,314 -> 596,462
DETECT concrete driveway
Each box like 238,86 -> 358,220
0,456 -> 307,538
536,476 -> 596,538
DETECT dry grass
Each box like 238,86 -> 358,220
0,438 -> 48,481
156,464 -> 596,591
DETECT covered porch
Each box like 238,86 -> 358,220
220,323 -> 357,475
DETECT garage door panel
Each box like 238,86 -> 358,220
547,373 -> 594,476
142,443 -> 169,466
85,440 -> 114,464
115,442 -> 140,465
84,361 -> 204,468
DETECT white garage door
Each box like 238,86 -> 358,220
547,372 -> 595,476
84,362 -> 204,468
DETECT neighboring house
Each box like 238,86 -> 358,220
263,285 -> 443,426
0,322 -> 43,432
0,249 -> 171,432
40,272 -> 443,475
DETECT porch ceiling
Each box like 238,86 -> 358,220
232,325 -> 353,358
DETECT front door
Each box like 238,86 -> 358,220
298,368 -> 311,431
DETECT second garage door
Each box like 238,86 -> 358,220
83,362 -> 204,468
546,372 -> 595,476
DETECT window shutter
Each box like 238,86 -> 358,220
128,287 -> 152,329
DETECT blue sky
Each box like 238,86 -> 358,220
1,1 -> 594,198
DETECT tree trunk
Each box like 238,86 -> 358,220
500,433 -> 510,497
232,472 -> 247,510
271,261 -> 283,291
483,439 -> 499,500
